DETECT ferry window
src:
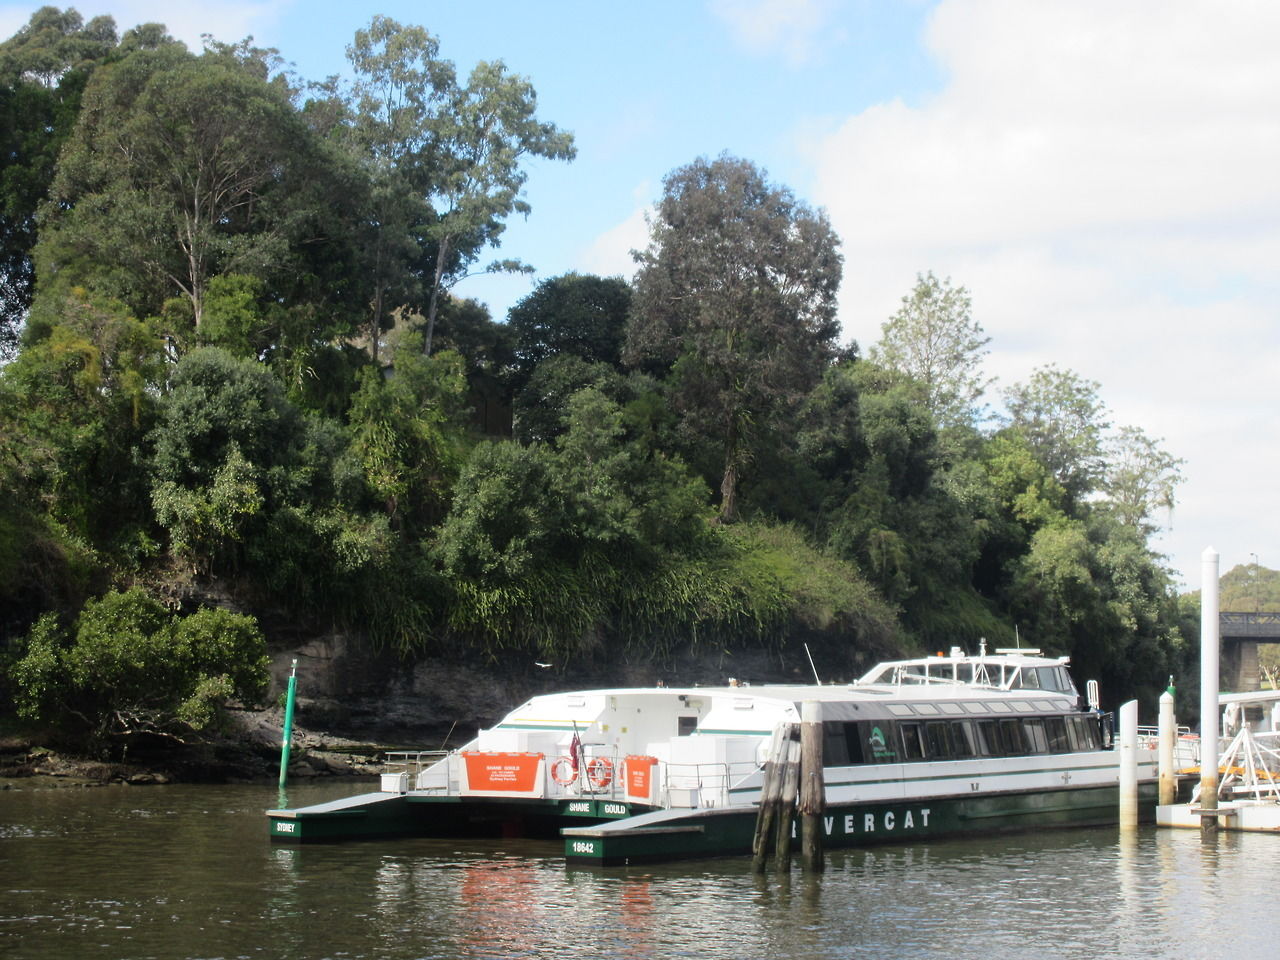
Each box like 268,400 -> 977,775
900,722 -> 926,761
843,723 -> 866,764
978,720 -> 1004,756
1085,715 -> 1103,749
1034,667 -> 1061,691
999,719 -> 1028,755
925,722 -> 951,759
1067,715 -> 1100,751
1065,715 -> 1082,751
823,722 -> 851,766
1045,717 -> 1071,752
1024,719 -> 1049,753
862,722 -> 899,762
1082,715 -> 1102,750
950,721 -> 977,757
677,716 -> 698,737
1017,669 -> 1041,690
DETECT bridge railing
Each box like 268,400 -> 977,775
1219,612 -> 1280,637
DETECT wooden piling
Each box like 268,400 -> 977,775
751,726 -> 786,873
773,731 -> 800,872
799,700 -> 826,872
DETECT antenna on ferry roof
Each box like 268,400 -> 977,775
804,643 -> 823,686
1014,625 -> 1021,649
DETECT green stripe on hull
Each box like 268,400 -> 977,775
563,782 -> 1160,866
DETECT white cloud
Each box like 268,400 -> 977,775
577,202 -> 653,281
710,0 -> 843,66
811,0 -> 1280,584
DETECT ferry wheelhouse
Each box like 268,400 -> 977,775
267,645 -> 1159,863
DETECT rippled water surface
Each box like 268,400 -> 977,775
2,781 -> 1276,959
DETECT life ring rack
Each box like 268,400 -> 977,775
550,756 -> 578,785
586,757 -> 613,790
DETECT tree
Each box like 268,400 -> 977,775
0,7 -> 121,355
506,272 -> 631,390
552,386 -> 709,554
0,288 -> 163,554
432,438 -> 563,582
346,337 -> 470,532
626,154 -> 842,521
870,271 -> 992,428
343,16 -> 449,363
1103,425 -> 1184,533
513,355 -> 622,445
343,16 -> 576,357
1003,364 -> 1111,505
0,7 -> 117,86
12,588 -> 268,751
148,347 -> 317,574
420,58 -> 576,354
35,42 -> 323,330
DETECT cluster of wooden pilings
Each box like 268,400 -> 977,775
752,701 -> 826,874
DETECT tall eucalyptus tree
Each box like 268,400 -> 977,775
626,155 -> 842,521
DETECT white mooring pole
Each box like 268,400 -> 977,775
1158,683 -> 1176,807
1200,547 -> 1220,834
1119,700 -> 1138,830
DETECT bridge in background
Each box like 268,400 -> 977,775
1221,612 -> 1280,690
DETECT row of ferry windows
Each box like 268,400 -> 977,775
881,664 -> 1076,693
822,714 -> 1105,766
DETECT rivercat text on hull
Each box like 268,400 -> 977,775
267,646 -> 1162,863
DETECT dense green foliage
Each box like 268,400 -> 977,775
1,8 -> 1194,741
13,588 -> 268,753
627,155 -> 843,522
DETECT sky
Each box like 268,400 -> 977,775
3,0 -> 1277,590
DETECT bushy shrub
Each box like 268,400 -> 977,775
12,587 -> 268,752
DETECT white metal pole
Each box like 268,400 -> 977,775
1158,685 -> 1176,807
1200,547 -> 1220,831
1119,700 -> 1138,830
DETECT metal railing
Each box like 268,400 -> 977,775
381,748 -> 764,809
661,760 -> 760,809
382,751 -> 450,792
1135,725 -> 1200,769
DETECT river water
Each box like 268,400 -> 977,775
2,780 -> 1274,960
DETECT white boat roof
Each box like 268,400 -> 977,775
1219,690 -> 1280,705
518,649 -> 1079,723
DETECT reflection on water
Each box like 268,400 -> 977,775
2,781 -> 1278,959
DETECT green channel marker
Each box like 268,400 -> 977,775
278,659 -> 298,789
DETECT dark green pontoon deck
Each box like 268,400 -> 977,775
268,791 -> 640,842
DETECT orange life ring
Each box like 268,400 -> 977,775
586,757 -> 613,789
550,756 -> 578,785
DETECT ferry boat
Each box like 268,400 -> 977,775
267,644 -> 1161,863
